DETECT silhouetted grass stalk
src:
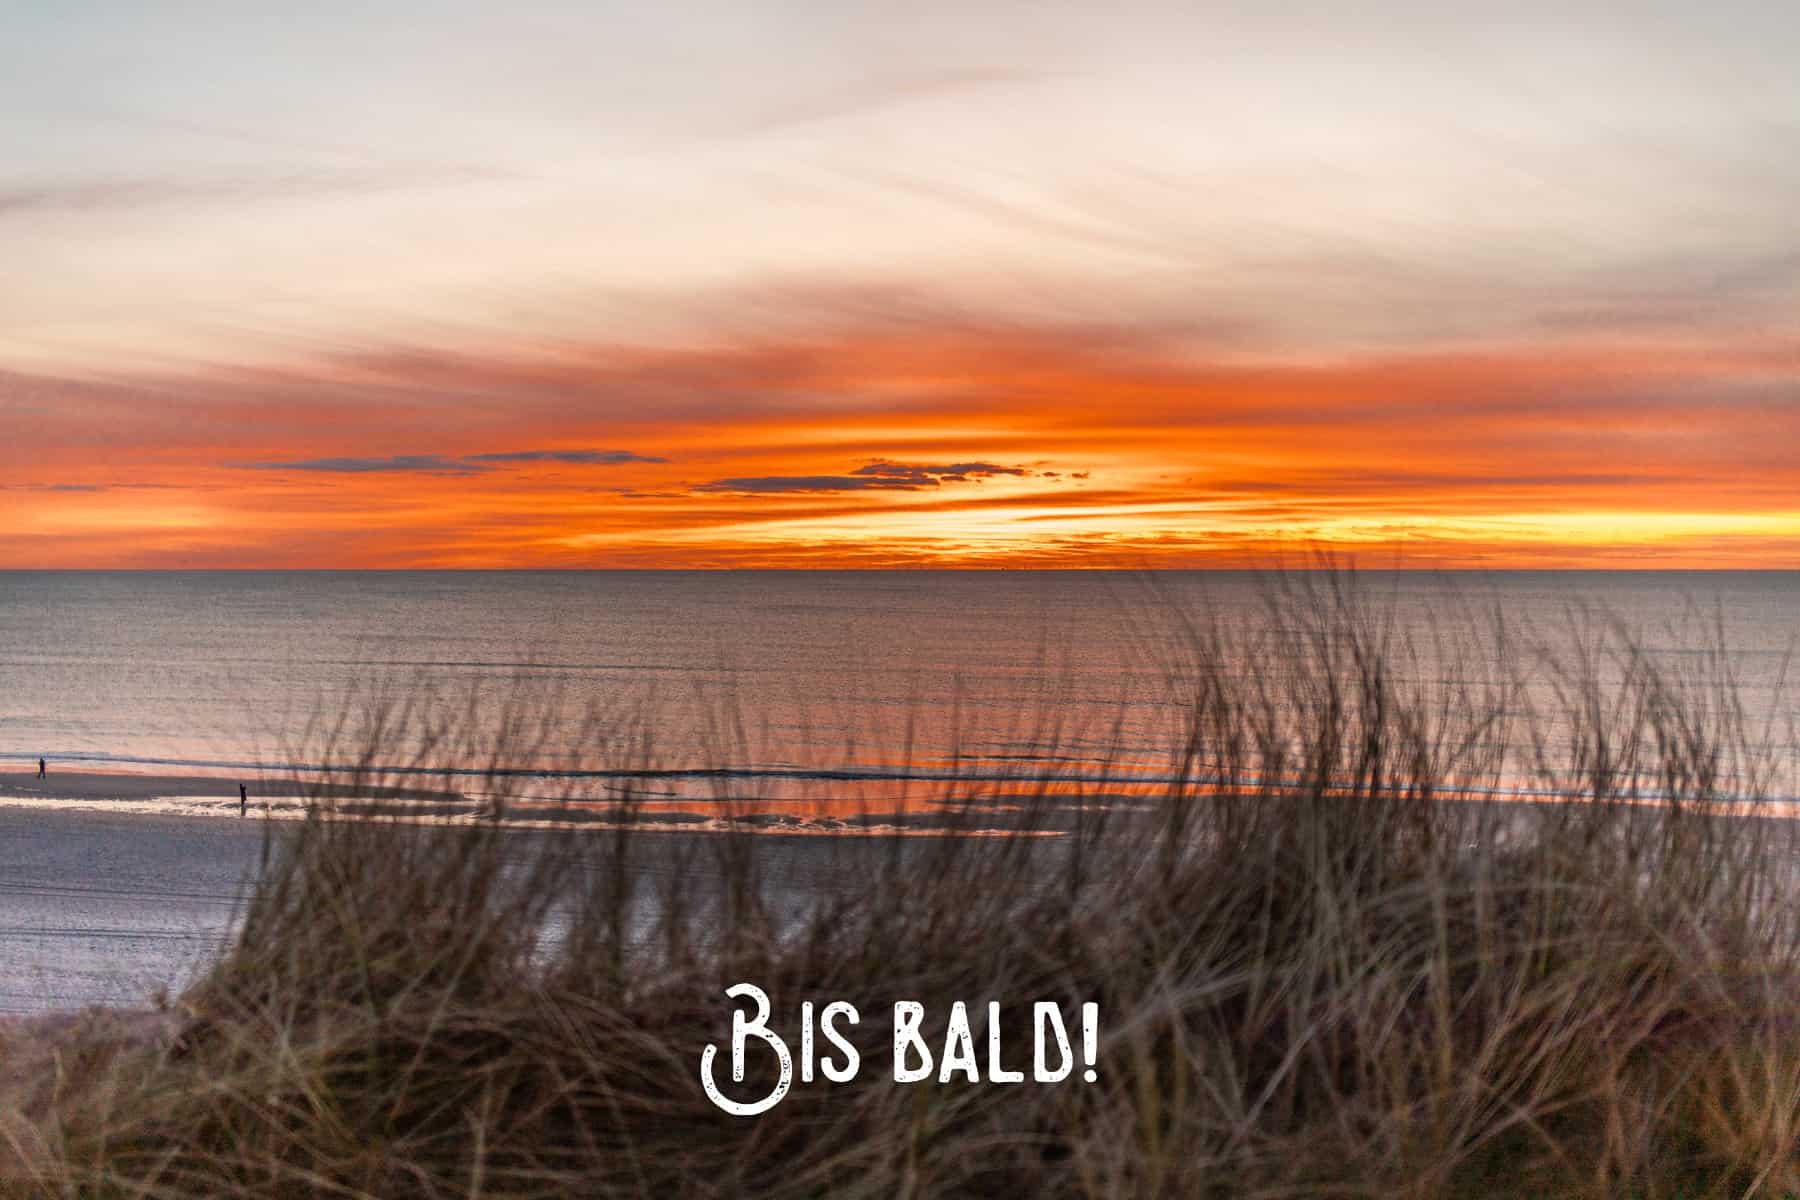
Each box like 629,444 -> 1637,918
3,569 -> 1797,1198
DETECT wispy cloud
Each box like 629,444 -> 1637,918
464,449 -> 666,465
19,318 -> 1800,567
695,461 -> 1028,494
694,475 -> 919,494
0,165 -> 513,218
0,482 -> 185,493
247,455 -> 488,475
854,461 -> 1026,483
704,67 -> 1062,141
246,449 -> 664,475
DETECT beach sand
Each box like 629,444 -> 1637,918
0,766 -> 1087,835
0,770 -> 465,806
0,782 -> 1020,1015
0,805 -> 266,1013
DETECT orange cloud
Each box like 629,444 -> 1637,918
4,324 -> 1798,567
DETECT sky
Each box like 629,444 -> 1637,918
3,0 -> 1798,567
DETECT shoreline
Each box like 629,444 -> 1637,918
0,769 -> 466,806
0,801 -> 1007,1017
0,768 -> 1069,835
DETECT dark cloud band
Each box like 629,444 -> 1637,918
696,461 -> 1029,494
465,449 -> 666,465
248,455 -> 485,475
247,449 -> 663,474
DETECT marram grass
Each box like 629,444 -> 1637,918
2,572 -> 1798,1199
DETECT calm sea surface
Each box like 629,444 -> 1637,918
0,570 -> 1795,1011
1,570 -> 1797,812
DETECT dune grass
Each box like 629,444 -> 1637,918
4,570 -> 1799,1198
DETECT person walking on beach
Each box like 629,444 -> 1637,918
239,782 -> 248,817
37,757 -> 45,780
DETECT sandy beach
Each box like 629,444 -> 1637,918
0,769 -> 468,808
0,805 -> 265,1013
0,778 -> 1004,1014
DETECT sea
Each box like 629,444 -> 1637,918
0,569 -> 1795,1010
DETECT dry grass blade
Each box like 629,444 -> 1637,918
6,568 -> 1797,1199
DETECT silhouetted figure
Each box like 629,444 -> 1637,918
239,782 -> 248,817
37,757 -> 45,780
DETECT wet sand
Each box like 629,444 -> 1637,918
0,807 -> 265,1013
0,786 -> 1033,1014
0,767 -> 1078,834
0,770 -> 466,806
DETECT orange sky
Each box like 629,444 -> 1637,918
9,5 -> 1800,567
7,324 -> 1798,567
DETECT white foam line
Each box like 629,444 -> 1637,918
0,793 -> 452,824
0,791 -> 1050,837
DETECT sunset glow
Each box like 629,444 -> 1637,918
5,2 -> 1798,567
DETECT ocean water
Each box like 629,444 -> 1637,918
0,570 -> 1795,817
0,569 -> 1795,1011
